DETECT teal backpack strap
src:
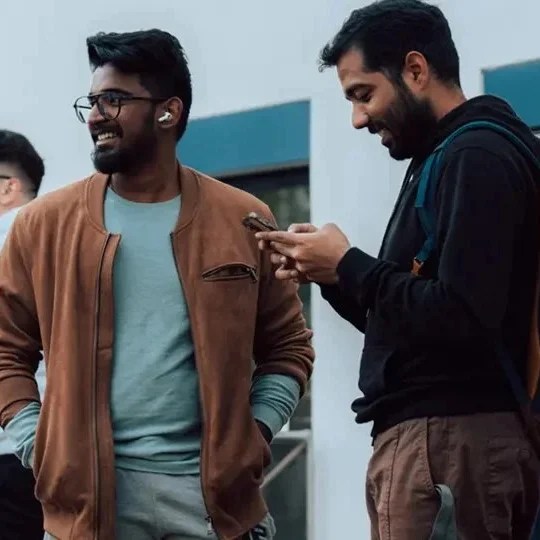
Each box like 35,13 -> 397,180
413,151 -> 442,274
413,120 -> 540,275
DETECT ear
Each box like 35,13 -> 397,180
1,177 -> 19,195
0,177 -> 19,203
157,97 -> 184,131
402,51 -> 430,90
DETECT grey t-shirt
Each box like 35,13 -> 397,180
105,188 -> 202,474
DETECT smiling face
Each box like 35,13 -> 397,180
87,64 -> 161,175
337,48 -> 438,160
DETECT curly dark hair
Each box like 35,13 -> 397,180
320,0 -> 460,87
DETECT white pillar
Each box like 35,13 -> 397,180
309,82 -> 406,539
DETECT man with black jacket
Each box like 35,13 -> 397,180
257,1 -> 540,538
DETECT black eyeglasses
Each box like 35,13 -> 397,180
73,92 -> 168,123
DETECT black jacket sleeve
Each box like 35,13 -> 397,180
319,284 -> 368,332
329,146 -> 527,345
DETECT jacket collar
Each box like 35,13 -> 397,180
84,162 -> 200,233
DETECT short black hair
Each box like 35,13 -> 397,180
86,29 -> 192,140
320,0 -> 460,87
0,130 -> 44,195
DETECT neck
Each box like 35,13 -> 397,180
432,85 -> 467,122
0,198 -> 29,217
111,149 -> 180,203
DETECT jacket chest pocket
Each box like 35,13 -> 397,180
202,262 -> 258,283
200,263 -> 259,323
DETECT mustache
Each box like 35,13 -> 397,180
367,121 -> 387,135
90,121 -> 123,140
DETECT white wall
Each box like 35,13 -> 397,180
2,1 -> 540,539
310,79 -> 407,539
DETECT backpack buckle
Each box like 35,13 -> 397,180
412,258 -> 424,276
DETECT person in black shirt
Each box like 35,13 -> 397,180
257,1 -> 540,538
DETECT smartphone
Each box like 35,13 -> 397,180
242,212 -> 278,233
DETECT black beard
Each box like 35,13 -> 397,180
92,112 -> 158,174
92,149 -> 134,174
92,136 -> 157,174
378,83 -> 439,161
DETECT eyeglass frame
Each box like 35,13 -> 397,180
72,92 -> 169,124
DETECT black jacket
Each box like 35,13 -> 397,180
321,96 -> 540,436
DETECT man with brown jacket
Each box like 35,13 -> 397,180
0,30 -> 314,540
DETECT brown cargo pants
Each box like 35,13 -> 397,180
366,413 -> 540,540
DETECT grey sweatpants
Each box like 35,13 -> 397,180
44,468 -> 275,539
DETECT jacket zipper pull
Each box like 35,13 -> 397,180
206,516 -> 214,536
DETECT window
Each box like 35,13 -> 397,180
484,59 -> 540,131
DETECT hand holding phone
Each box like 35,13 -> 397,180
243,212 -> 308,283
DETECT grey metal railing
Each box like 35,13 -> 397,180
261,429 -> 311,488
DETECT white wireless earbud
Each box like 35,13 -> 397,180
158,112 -> 173,124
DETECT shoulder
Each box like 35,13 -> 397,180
442,127 -> 535,171
439,129 -> 538,193
14,175 -> 93,232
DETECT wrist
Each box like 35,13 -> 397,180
256,420 -> 273,444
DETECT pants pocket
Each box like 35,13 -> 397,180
420,418 -> 438,493
368,418 -> 441,540
486,437 -> 537,537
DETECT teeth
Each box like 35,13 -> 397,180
97,132 -> 117,141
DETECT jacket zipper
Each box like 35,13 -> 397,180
93,234 -> 111,540
170,234 -> 216,538
206,516 -> 214,535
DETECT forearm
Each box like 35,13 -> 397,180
0,353 -> 42,428
4,401 -> 40,468
337,248 -> 482,344
250,374 -> 301,441
319,283 -> 368,332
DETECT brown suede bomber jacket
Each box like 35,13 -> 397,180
0,165 -> 314,539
